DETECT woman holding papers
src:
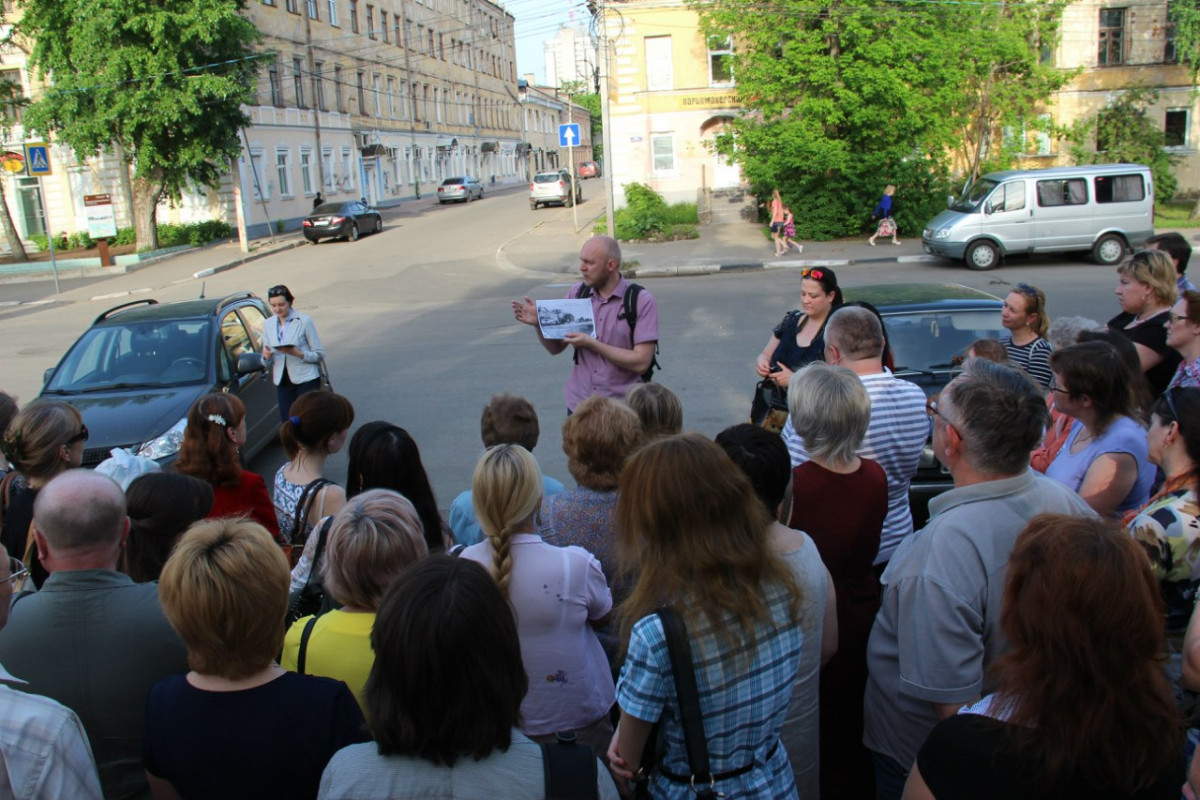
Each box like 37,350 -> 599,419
261,284 -> 326,422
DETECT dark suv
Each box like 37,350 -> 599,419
38,293 -> 279,466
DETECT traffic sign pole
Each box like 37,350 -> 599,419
23,142 -> 58,292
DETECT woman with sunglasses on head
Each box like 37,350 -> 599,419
1126,388 -> 1200,633
999,283 -> 1052,390
1109,249 -> 1181,397
0,400 -> 87,588
261,284 -> 325,423
1166,290 -> 1200,390
755,267 -> 844,393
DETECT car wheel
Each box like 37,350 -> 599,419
964,240 -> 999,271
478,190 -> 484,200
373,216 -> 382,234
565,193 -> 574,208
1092,233 -> 1126,266
348,223 -> 360,242
530,201 -> 538,210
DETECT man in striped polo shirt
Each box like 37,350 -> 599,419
781,305 -> 928,567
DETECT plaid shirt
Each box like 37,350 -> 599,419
0,662 -> 102,799
616,586 -> 802,800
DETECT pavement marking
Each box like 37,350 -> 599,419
90,290 -> 132,301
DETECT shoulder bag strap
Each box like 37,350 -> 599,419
293,478 -> 332,546
658,607 -> 712,785
305,516 -> 335,588
296,614 -> 319,675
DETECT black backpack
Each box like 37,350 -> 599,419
574,282 -> 661,382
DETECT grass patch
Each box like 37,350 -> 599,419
1155,200 -> 1200,229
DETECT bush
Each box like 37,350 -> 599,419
29,233 -> 48,252
607,184 -> 699,241
113,227 -> 136,245
155,220 -> 232,248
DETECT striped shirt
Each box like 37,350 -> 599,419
1000,335 -> 1053,390
617,587 -> 802,800
782,369 -> 929,564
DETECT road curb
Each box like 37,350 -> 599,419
192,239 -> 306,278
627,254 -> 926,279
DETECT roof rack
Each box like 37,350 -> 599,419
93,299 -> 158,325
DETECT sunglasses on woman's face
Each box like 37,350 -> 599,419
65,424 -> 88,444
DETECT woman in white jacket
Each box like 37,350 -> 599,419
261,284 -> 325,422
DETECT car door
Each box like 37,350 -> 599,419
981,180 -> 1031,254
1031,177 -> 1091,251
219,305 -> 277,454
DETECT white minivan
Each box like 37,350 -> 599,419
922,164 -> 1154,270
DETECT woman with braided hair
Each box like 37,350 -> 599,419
461,444 -> 615,757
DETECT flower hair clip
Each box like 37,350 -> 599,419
207,414 -> 227,427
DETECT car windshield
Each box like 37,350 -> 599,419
534,174 -> 561,183
312,203 -> 345,214
950,179 -> 999,213
43,319 -> 212,393
883,310 -> 1006,376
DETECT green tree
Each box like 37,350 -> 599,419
1166,0 -> 1200,215
571,91 -> 603,161
1065,89 -> 1179,200
690,0 -> 1070,239
16,0 -> 262,250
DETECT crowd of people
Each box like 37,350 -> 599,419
2,233 -> 1200,799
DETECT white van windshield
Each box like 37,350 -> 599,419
951,179 -> 998,213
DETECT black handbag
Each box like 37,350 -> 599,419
286,516 -> 334,626
749,377 -> 790,434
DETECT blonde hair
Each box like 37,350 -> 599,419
1,400 -> 82,480
625,383 -> 683,440
788,363 -> 871,469
1118,249 -> 1179,308
321,489 -> 428,610
617,434 -> 802,667
158,518 -> 290,680
472,444 -> 542,598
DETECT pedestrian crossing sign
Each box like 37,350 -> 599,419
24,142 -> 50,176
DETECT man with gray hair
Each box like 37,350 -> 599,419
782,304 -> 928,564
0,470 -> 187,800
862,360 -> 1095,800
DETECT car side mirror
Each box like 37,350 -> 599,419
236,352 -> 265,376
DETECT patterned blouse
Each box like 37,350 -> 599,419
1127,487 -> 1200,631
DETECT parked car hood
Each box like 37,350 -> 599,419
47,384 -> 203,451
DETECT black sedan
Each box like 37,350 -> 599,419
302,201 -> 383,243
843,283 -> 1007,526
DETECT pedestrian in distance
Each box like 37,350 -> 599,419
781,206 -> 802,256
261,284 -> 326,423
312,192 -> 324,210
770,188 -> 787,256
868,184 -> 901,246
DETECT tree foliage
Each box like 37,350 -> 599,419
689,0 -> 1071,239
0,77 -> 28,260
16,0 -> 262,250
570,91 -> 603,161
1065,88 -> 1180,201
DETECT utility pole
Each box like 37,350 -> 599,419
596,0 -> 616,238
304,2 -> 327,191
400,0 -> 421,198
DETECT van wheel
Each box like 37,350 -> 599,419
1092,234 -> 1126,266
965,240 -> 999,271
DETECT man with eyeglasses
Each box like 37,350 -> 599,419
0,551 -> 102,798
0,470 -> 187,800
862,360 -> 1095,800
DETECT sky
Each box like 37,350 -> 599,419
507,0 -> 592,84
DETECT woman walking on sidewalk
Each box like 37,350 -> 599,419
770,189 -> 787,256
868,185 -> 900,246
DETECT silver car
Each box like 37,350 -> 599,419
437,176 -> 484,204
529,170 -> 582,210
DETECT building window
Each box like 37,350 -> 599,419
386,76 -> 396,117
307,0 -> 318,18
314,61 -> 326,110
418,24 -> 425,52
1165,12 -> 1178,63
1166,108 -> 1190,149
334,65 -> 345,112
350,0 -> 358,33
292,57 -> 306,107
372,73 -> 382,116
341,148 -> 354,190
268,67 -> 283,106
0,69 -> 24,124
285,0 -> 297,11
276,150 -> 292,197
394,17 -> 401,46
249,151 -> 268,199
381,11 -> 388,41
707,35 -> 734,87
366,5 -> 375,38
645,36 -> 673,91
1098,8 -> 1125,66
261,0 -> 275,5
357,71 -> 367,113
327,0 -> 339,25
300,149 -> 314,194
322,147 -> 334,189
651,133 -> 675,174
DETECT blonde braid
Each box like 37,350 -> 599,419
490,523 -> 515,599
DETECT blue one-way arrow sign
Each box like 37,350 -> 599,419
558,123 -> 580,148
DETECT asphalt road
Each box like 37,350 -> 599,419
0,185 -> 1137,511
